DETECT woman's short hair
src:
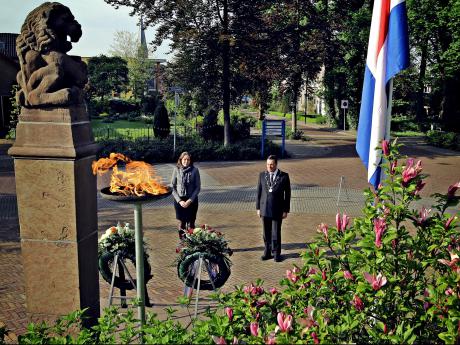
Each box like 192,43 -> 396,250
177,151 -> 193,168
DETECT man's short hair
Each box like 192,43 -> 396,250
267,155 -> 278,164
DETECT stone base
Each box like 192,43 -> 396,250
9,105 -> 100,324
8,106 -> 98,158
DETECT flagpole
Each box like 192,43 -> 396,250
386,78 -> 394,141
380,78 -> 394,185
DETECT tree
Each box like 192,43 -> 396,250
87,55 -> 129,101
109,30 -> 154,103
103,0 -> 272,146
153,102 -> 170,139
109,30 -> 139,60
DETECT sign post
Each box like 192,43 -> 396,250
261,119 -> 286,159
341,100 -> 349,131
170,86 -> 184,153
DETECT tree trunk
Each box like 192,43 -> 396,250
415,38 -> 427,128
291,94 -> 297,133
258,103 -> 265,120
222,0 -> 231,146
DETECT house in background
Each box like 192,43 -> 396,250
0,33 -> 19,137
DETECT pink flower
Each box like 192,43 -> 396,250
336,212 -> 350,232
351,295 -> 364,311
390,160 -> 398,175
232,336 -> 239,345
307,267 -> 318,276
276,312 -> 293,333
270,287 -> 278,294
265,332 -> 276,345
445,288 -> 454,296
225,307 -> 233,321
445,216 -> 456,229
402,159 -> 422,186
417,207 -> 431,225
373,217 -> 387,248
286,269 -> 299,283
299,306 -> 318,329
256,300 -> 268,308
322,270 -> 327,281
363,272 -> 387,290
336,213 -> 341,231
343,270 -> 355,280
250,322 -> 259,337
382,139 -> 390,156
243,284 -> 264,296
212,336 -> 227,345
447,182 -> 460,199
318,223 -> 329,241
438,251 -> 460,274
311,332 -> 320,344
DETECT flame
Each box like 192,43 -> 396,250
92,153 -> 169,196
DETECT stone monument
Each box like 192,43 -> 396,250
8,2 -> 100,326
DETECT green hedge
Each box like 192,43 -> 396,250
96,136 -> 286,162
426,130 -> 460,151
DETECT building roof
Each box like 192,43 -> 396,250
0,33 -> 18,61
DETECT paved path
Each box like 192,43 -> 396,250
0,126 -> 459,340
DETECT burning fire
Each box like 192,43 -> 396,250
92,153 -> 169,196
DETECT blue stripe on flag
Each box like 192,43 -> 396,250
386,2 -> 410,82
356,66 -> 376,173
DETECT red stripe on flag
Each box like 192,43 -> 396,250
376,0 -> 390,62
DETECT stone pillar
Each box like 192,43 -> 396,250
8,105 -> 100,326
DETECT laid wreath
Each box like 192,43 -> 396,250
98,223 -> 152,290
176,224 -> 232,290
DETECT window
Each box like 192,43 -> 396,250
0,41 -> 5,52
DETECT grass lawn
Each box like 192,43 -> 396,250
268,111 -> 327,124
91,119 -> 153,139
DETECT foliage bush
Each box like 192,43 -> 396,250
201,108 -> 220,141
109,98 -> 139,114
142,95 -> 160,115
96,137 -> 284,163
391,115 -> 420,133
426,130 -> 460,151
153,102 -> 171,139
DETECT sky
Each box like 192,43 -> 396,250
0,0 -> 171,60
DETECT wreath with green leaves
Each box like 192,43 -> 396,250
176,225 -> 232,290
98,223 -> 152,290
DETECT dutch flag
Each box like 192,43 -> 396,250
356,0 -> 410,188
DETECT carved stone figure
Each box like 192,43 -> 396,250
16,2 -> 87,108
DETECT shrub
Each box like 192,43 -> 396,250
210,140 -> 460,344
287,129 -> 304,140
153,102 -> 170,139
109,98 -> 139,114
142,95 -> 159,115
426,130 -> 460,151
201,108 -> 220,141
96,137 -> 285,163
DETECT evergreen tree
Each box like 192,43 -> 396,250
153,102 -> 170,139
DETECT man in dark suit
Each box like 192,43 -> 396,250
256,155 -> 291,262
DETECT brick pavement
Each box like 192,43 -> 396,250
0,130 -> 459,339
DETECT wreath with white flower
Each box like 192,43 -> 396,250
98,222 -> 152,290
176,224 -> 232,290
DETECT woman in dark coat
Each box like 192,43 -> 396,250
171,152 -> 201,238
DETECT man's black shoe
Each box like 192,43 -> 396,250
261,254 -> 273,261
274,255 -> 282,262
